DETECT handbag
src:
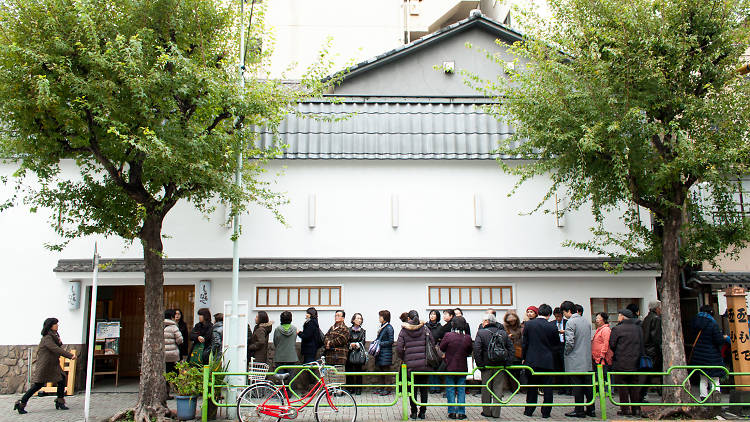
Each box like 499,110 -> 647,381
638,325 -> 654,370
514,344 -> 523,360
424,329 -> 443,370
349,343 -> 367,365
189,342 -> 206,365
369,339 -> 381,357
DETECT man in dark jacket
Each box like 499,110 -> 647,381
522,305 -> 560,418
474,313 -> 512,418
609,309 -> 643,416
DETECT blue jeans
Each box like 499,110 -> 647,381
428,374 -> 442,392
445,375 -> 466,415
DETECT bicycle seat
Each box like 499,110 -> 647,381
273,373 -> 291,381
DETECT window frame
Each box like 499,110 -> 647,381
254,285 -> 343,309
589,297 -> 641,324
427,284 -> 515,308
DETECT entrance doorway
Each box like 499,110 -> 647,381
90,285 -> 195,377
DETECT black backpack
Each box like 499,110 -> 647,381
487,327 -> 510,365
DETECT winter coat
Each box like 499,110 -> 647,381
473,322 -> 512,367
591,324 -> 612,366
177,321 -> 189,360
210,321 -> 224,356
504,321 -> 523,364
564,313 -> 593,372
609,318 -> 643,371
273,324 -> 299,364
426,321 -> 442,341
396,321 -> 432,371
324,321 -> 350,365
298,317 -> 322,362
248,322 -> 273,364
189,321 -> 213,360
642,311 -> 662,360
348,326 -> 366,364
32,332 -> 73,384
689,313 -> 727,377
375,323 -> 394,367
437,319 -> 453,342
521,317 -> 559,370
440,331 -> 473,372
164,319 -> 184,363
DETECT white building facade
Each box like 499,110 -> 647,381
0,13 -> 657,392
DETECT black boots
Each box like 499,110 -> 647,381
13,400 -> 27,414
54,398 -> 69,410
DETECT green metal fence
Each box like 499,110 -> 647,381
202,364 -> 747,421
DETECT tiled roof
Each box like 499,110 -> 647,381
54,257 -> 659,273
692,271 -> 750,285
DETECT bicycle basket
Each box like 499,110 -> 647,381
322,365 -> 345,386
248,358 -> 270,386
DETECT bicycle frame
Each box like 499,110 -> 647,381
258,371 -> 339,419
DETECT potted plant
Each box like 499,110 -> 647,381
205,349 -> 229,420
165,361 -> 203,420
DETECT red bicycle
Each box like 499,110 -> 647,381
236,357 -> 357,422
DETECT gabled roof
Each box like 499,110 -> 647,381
331,11 -> 525,82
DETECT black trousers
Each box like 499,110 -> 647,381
525,370 -> 553,417
409,373 -> 428,414
21,374 -> 66,403
165,361 -> 177,394
570,374 -> 594,413
345,362 -> 363,392
615,374 -> 641,412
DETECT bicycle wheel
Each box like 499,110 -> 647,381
237,383 -> 285,422
314,386 -> 357,422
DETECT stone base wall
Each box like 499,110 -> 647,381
0,344 -> 85,394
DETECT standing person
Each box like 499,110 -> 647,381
298,307 -> 322,364
13,318 -> 76,414
426,310 -> 443,394
538,304 -> 553,321
552,307 -> 569,395
273,311 -> 299,374
397,310 -> 431,420
248,311 -> 272,364
561,300 -> 595,418
522,305 -> 559,418
210,313 -> 224,357
441,316 -> 473,420
609,309 -> 644,416
438,309 -> 455,342
688,305 -> 730,401
324,310 -> 349,366
190,308 -> 213,365
174,308 -> 189,361
591,312 -> 612,369
642,300 -> 663,395
453,308 -> 470,337
477,309 -> 496,333
474,313 -> 511,419
346,313 -> 366,395
374,310 -> 395,396
164,309 -> 183,400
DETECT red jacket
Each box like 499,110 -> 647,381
591,325 -> 613,366
440,332 -> 473,372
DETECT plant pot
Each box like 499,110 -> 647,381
175,395 -> 198,420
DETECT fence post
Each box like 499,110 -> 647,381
202,365 -> 210,422
596,364 -> 606,421
401,364 -> 409,421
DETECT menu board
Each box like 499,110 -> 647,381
95,321 -> 121,341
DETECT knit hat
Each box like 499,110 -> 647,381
526,306 -> 539,315
619,309 -> 635,319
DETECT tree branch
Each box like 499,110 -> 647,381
205,111 -> 231,134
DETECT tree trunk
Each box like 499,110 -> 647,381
657,208 -> 691,407
134,213 -> 171,422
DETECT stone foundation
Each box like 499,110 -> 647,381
0,344 -> 85,394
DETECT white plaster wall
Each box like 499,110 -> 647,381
1,158 -> 643,345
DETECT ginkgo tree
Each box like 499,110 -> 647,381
0,0 -> 338,419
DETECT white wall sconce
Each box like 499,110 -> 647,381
555,193 -> 567,227
308,194 -> 317,228
473,194 -> 482,227
391,194 -> 399,228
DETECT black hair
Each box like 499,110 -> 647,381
351,312 -> 363,325
214,313 -> 224,323
399,312 -> 409,322
538,304 -> 552,317
560,301 -> 576,313
408,310 -> 420,324
197,308 -> 212,324
596,312 -> 609,323
280,311 -> 293,324
553,307 -> 562,316
257,311 -> 269,325
575,304 -> 584,315
174,308 -> 187,331
443,309 -> 455,318
336,310 -> 346,318
41,318 -> 59,336
453,308 -> 463,316
451,316 -> 469,334
306,307 -> 318,319
429,310 -> 440,322
700,304 -> 715,315
626,303 -> 640,315
379,310 -> 391,323
164,309 -> 176,320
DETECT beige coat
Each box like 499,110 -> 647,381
32,333 -> 73,384
164,319 -> 184,363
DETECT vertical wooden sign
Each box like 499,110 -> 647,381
726,286 -> 750,391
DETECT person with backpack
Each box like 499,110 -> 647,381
474,313 -> 512,418
440,316 -> 473,420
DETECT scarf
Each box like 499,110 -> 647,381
351,325 -> 361,332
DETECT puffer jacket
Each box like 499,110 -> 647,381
164,319 -> 184,363
609,318 -> 642,371
396,321 -> 432,371
248,322 -> 273,364
324,321 -> 350,365
210,321 -> 224,356
440,331 -> 473,372
689,313 -> 727,377
375,323 -> 394,367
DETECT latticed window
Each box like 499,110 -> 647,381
590,298 -> 641,324
428,285 -> 513,307
255,286 -> 342,308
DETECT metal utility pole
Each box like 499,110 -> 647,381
84,243 -> 100,422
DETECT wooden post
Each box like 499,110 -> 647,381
726,287 -> 750,391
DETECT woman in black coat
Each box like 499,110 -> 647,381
425,310 -> 443,394
689,305 -> 729,400
609,309 -> 644,416
190,308 -> 213,364
298,307 -> 322,364
175,308 -> 190,360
